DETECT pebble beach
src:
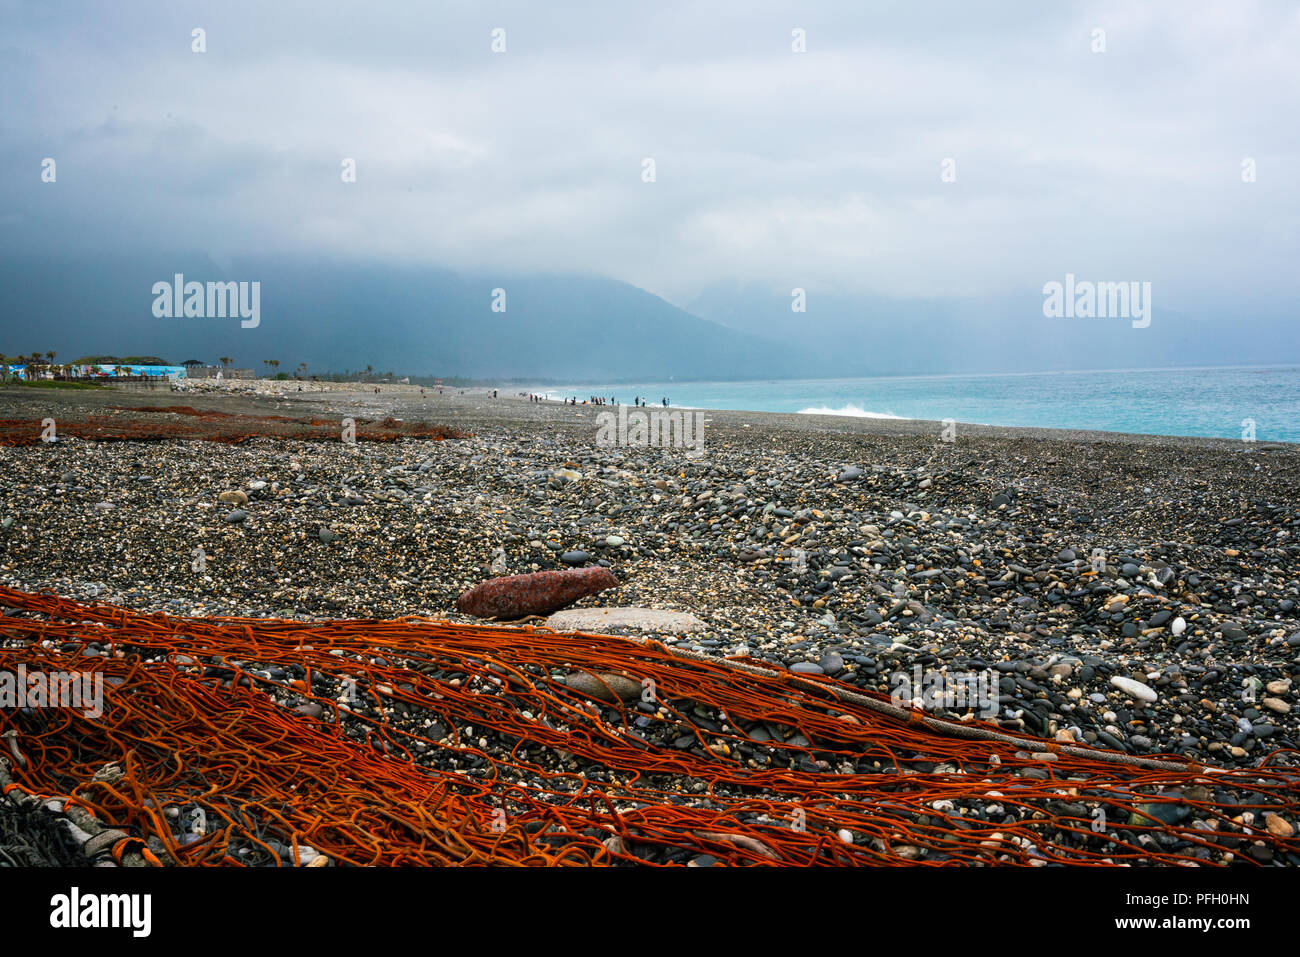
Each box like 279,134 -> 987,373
2,380 -> 1298,865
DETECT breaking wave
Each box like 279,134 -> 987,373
797,404 -> 903,419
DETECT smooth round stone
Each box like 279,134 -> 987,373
248,480 -> 267,491
560,550 -> 590,566
1110,675 -> 1158,703
218,489 -> 249,506
224,510 -> 247,524
1171,616 -> 1187,636
605,535 -> 625,547
545,607 -> 707,635
790,662 -> 825,675
564,671 -> 642,703
818,651 -> 845,674
1122,563 -> 1140,577
837,466 -> 863,482
318,528 -> 338,543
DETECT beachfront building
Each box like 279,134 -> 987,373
184,365 -> 255,379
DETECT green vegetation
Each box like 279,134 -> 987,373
68,355 -> 170,365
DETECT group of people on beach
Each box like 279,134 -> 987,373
519,394 -> 671,407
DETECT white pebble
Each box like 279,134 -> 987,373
1171,616 -> 1186,636
1110,675 -> 1158,703
837,829 -> 854,843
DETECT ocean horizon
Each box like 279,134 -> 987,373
537,363 -> 1300,443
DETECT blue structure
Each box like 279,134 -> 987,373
2,364 -> 187,380
75,364 -> 187,378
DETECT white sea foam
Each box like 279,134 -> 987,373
797,404 -> 902,419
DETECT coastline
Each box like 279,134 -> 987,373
109,376 -> 1300,448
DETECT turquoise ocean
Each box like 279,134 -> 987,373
540,365 -> 1300,444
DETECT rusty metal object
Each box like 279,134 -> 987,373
456,567 -> 618,620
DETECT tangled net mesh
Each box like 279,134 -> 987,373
1,585 -> 1296,866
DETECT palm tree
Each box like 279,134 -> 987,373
269,359 -> 280,377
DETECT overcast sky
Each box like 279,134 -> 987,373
2,0 -> 1298,312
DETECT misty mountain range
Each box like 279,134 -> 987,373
2,255 -> 1296,381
